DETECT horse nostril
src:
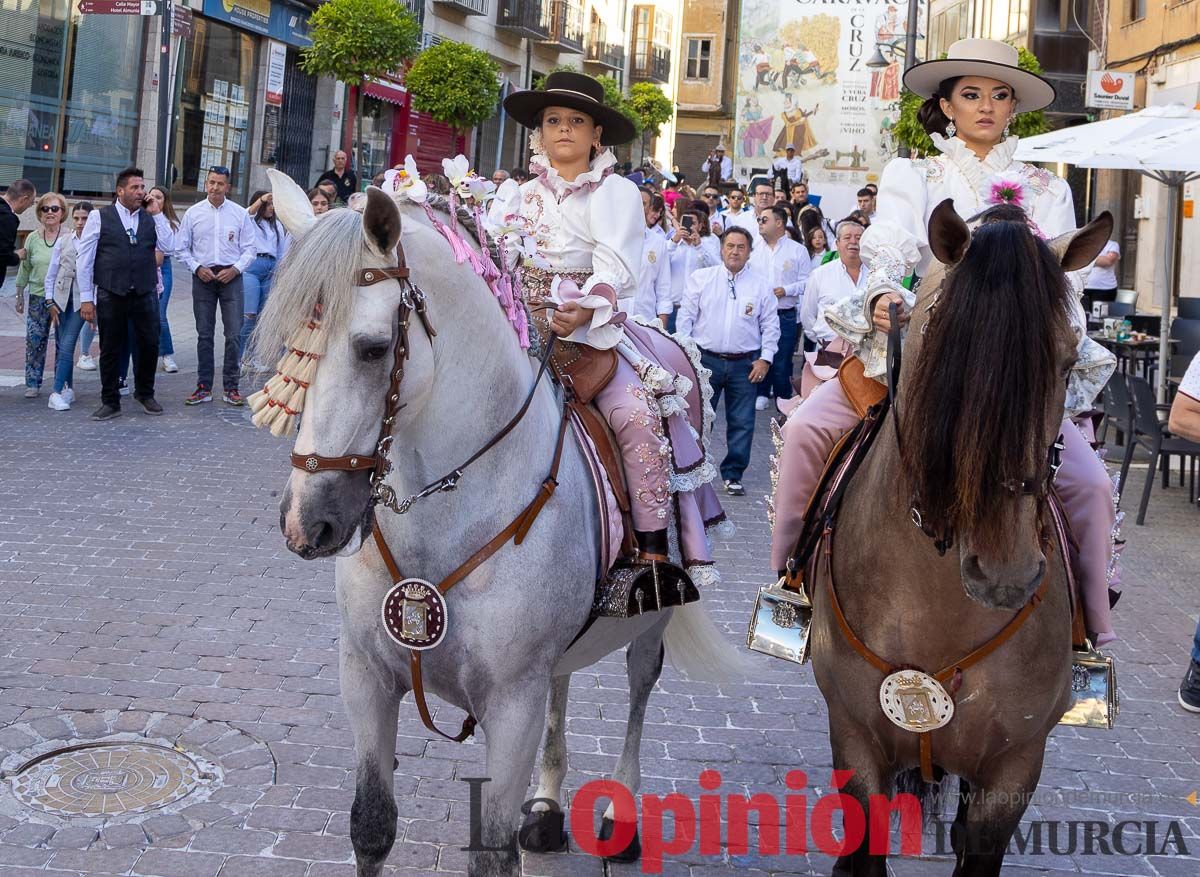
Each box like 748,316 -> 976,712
961,554 -> 985,583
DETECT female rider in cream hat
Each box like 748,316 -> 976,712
491,71 -> 729,584
770,38 -> 1120,644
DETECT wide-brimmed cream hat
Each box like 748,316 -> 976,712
903,39 -> 1055,113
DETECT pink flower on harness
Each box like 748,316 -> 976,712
986,175 -> 1027,209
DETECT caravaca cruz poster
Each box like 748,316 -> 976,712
734,0 -> 925,222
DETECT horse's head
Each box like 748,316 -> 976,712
256,172 -> 433,559
900,200 -> 1112,609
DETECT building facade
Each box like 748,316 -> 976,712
671,0 -> 738,185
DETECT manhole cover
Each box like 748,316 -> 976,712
9,742 -> 206,817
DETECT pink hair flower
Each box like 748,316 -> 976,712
985,175 -> 1027,208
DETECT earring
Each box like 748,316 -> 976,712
945,119 -> 956,137
1002,118 -> 1012,140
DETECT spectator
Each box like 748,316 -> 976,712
634,187 -> 673,325
491,169 -> 510,187
678,227 -> 779,496
1083,235 -> 1120,316
856,187 -> 877,221
510,168 -> 530,184
666,200 -> 720,332
43,201 -> 94,410
642,187 -> 670,238
1,179 -> 35,288
772,144 -> 804,191
742,178 -> 775,243
75,166 -> 176,420
798,219 -> 867,396
1169,351 -> 1200,712
371,171 -> 387,188
316,180 -> 338,206
701,144 -> 733,183
751,204 -> 810,409
803,225 -> 830,271
147,186 -> 180,373
846,209 -> 871,228
15,192 -> 68,398
307,187 -> 331,215
790,181 -> 810,209
315,150 -> 357,204
423,173 -> 452,196
865,182 -> 878,196
719,187 -> 755,236
699,184 -> 724,233
177,166 -> 257,407
242,190 -> 290,365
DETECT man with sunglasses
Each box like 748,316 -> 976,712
177,166 -> 257,407
75,167 -> 176,421
1,179 -> 36,288
700,186 -> 724,233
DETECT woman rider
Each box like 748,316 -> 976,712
492,72 -> 728,583
771,39 -> 1119,644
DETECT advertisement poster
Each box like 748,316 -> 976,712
734,0 -> 924,222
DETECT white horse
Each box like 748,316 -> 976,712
256,175 -> 747,877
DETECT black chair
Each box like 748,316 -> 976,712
1106,302 -> 1135,317
1121,375 -> 1200,524
1098,373 -> 1133,463
1172,318 -> 1200,360
1177,298 -> 1200,320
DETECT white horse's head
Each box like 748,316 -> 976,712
256,171 -> 434,559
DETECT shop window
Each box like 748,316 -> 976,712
172,17 -> 257,204
0,0 -> 144,197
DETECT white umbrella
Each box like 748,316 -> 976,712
1016,104 -> 1200,400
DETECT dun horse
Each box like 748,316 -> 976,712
254,175 -> 746,877
808,202 -> 1112,876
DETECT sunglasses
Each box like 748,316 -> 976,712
40,205 -> 62,213
702,193 -> 719,199
756,215 -> 772,224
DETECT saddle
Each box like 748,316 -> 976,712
530,316 -> 700,619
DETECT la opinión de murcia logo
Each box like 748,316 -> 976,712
462,771 -> 1192,873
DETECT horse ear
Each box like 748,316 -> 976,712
267,169 -> 315,237
927,199 -> 970,266
1051,211 -> 1114,273
362,186 -> 402,258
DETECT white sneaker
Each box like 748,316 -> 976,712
755,396 -> 770,411
47,392 -> 70,411
162,355 -> 178,373
77,354 -> 97,370
61,386 -> 75,404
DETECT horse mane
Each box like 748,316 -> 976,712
898,218 -> 1072,554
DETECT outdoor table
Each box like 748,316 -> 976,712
1087,333 -> 1177,378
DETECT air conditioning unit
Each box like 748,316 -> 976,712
422,32 -> 444,49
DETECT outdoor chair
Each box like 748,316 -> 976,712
1097,372 -> 1133,463
1106,302 -> 1135,317
1120,375 -> 1200,525
1177,298 -> 1200,319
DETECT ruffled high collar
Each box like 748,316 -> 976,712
531,149 -> 618,198
929,132 -> 1021,193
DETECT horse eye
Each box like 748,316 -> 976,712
359,344 -> 390,363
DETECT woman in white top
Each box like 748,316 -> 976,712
491,71 -> 726,580
665,199 -> 720,331
772,39 -> 1119,644
242,190 -> 290,361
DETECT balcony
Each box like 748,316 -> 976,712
400,0 -> 425,27
631,44 -> 670,83
497,0 -> 551,39
540,0 -> 584,53
434,0 -> 488,15
585,36 -> 624,71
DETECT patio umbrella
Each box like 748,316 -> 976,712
1016,104 -> 1200,400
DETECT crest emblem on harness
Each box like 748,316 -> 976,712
879,670 -> 955,732
382,578 -> 448,650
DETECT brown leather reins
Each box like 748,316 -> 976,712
290,251 -> 569,741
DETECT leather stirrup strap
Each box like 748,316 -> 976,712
919,733 -> 934,784
370,406 -> 571,742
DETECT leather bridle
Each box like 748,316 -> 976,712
288,249 -> 569,741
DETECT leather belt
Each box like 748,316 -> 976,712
700,348 -> 757,360
777,307 -> 797,314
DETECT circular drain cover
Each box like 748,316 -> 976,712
10,742 -> 203,817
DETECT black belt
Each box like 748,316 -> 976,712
257,253 -> 276,258
778,307 -> 797,314
700,348 -> 757,361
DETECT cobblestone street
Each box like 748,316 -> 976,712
0,282 -> 1198,876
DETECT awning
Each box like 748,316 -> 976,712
363,79 -> 407,106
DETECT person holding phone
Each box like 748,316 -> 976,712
666,200 -> 719,332
74,167 -> 176,420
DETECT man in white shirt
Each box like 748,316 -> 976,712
678,227 -> 779,495
1083,238 -> 1120,317
634,187 -> 673,324
75,166 -> 176,420
799,219 -> 867,395
700,145 -> 733,184
177,166 -> 257,406
772,145 -> 804,192
750,205 -> 810,409
856,187 -> 877,223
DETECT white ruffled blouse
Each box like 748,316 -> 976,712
491,149 -> 644,350
825,133 -> 1115,416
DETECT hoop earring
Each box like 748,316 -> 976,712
945,119 -> 956,138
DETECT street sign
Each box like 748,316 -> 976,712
1086,70 -> 1136,111
79,0 -> 160,14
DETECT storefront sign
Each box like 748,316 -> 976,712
1086,71 -> 1136,111
79,0 -> 160,14
265,40 -> 286,106
733,0 -> 924,221
172,5 -> 193,36
201,0 -> 311,47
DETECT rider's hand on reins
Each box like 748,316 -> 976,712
550,301 -> 592,337
872,292 -> 909,332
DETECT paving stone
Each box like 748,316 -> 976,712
3,822 -> 55,847
132,847 -> 225,877
216,856 -> 309,876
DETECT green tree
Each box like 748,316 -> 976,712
406,41 -> 502,139
628,82 -> 674,157
300,0 -> 420,177
892,47 -> 1050,157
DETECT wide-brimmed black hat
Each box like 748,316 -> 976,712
503,71 -> 637,146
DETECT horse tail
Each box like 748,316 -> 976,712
663,602 -> 757,683
893,768 -> 952,825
